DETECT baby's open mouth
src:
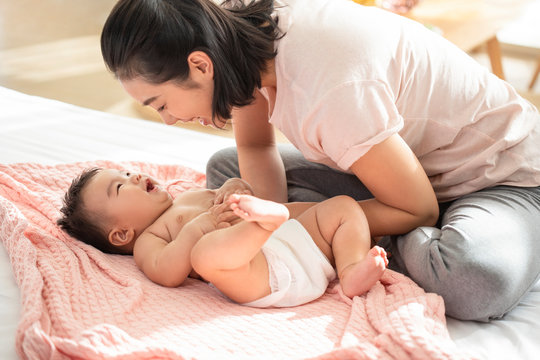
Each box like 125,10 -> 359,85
146,179 -> 155,192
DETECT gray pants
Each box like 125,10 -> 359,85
206,144 -> 540,321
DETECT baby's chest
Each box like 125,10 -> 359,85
160,206 -> 205,242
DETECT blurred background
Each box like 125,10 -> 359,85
0,0 -> 538,137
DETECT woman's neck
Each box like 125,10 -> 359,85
260,58 -> 277,88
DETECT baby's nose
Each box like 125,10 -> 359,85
130,173 -> 141,183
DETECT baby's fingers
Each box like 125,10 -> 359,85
216,221 -> 232,229
213,192 -> 225,205
210,202 -> 230,214
217,209 -> 239,223
217,210 -> 236,221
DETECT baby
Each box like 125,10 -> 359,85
57,168 -> 387,307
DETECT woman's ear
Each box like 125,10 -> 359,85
187,51 -> 214,78
108,227 -> 136,247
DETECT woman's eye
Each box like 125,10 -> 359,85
157,105 -> 165,112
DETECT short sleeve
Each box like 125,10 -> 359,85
306,80 -> 404,170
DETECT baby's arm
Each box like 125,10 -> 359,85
134,208 -> 231,287
191,195 -> 289,271
134,223 -> 205,287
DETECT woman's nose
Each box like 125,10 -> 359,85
162,112 -> 177,126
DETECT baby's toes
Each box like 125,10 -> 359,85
369,246 -> 388,268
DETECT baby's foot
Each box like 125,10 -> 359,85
340,246 -> 388,298
228,194 -> 289,231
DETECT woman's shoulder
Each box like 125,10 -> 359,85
278,1 -> 405,67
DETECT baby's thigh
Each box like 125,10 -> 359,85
208,252 -> 272,304
285,201 -> 317,219
295,196 -> 361,259
294,205 -> 333,261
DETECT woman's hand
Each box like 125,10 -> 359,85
213,177 -> 253,205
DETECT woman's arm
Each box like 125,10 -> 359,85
350,133 -> 439,237
232,90 -> 288,202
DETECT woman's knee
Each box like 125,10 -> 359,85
396,227 -> 524,321
439,261 -> 524,321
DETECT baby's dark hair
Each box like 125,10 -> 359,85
57,167 -> 124,255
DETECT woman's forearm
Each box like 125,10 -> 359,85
359,197 -> 438,237
237,144 -> 288,202
232,90 -> 288,202
349,134 -> 439,237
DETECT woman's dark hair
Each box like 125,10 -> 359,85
57,168 -> 125,255
101,0 -> 282,121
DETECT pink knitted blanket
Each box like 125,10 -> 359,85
0,161 -> 472,360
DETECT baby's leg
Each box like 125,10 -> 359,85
228,194 -> 290,231
296,195 -> 387,298
191,194 -> 290,304
340,246 -> 388,297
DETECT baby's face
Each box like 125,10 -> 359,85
82,169 -> 173,233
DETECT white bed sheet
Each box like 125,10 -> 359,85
0,86 -> 539,360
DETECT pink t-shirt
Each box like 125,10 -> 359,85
269,0 -> 540,201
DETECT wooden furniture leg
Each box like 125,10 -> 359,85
486,36 -> 505,80
529,57 -> 540,91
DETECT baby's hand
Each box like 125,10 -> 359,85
209,202 -> 242,227
190,210 -> 228,236
213,178 -> 253,205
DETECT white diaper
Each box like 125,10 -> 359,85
242,219 -> 336,308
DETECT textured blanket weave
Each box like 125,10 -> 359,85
0,161 -> 473,359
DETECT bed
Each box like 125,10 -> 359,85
1,86 -> 539,360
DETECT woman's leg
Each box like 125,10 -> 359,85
387,185 -> 540,321
206,144 -> 373,202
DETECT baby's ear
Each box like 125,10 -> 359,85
109,227 -> 135,247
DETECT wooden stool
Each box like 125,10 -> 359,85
529,56 -> 540,91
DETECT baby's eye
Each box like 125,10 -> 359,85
116,183 -> 122,194
125,172 -> 131,177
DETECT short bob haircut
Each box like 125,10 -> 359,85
101,0 -> 282,122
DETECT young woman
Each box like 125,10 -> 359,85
101,0 -> 540,321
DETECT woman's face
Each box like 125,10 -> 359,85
121,76 -> 225,128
